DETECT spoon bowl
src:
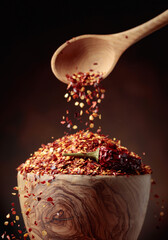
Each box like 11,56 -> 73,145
51,10 -> 168,84
51,35 -> 118,83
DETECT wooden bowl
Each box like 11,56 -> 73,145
18,172 -> 151,240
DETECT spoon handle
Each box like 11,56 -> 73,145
114,10 -> 168,50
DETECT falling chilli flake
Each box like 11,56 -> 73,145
61,72 -> 105,132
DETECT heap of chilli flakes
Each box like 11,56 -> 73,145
17,72 -> 151,176
17,130 -> 151,176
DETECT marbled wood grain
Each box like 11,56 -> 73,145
17,173 -> 151,240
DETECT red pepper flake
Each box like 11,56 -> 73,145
37,197 -> 41,201
10,222 -> 14,227
26,211 -> 30,216
47,197 -> 54,205
1,232 -> 6,238
18,230 -> 22,234
154,194 -> 159,198
97,128 -> 101,133
73,93 -> 78,99
11,202 -> 15,207
24,195 -> 29,198
91,101 -> 97,108
64,93 -> 69,98
86,98 -> 91,105
42,230 -> 47,236
101,93 -> 105,99
6,213 -> 10,219
41,181 -> 46,184
47,197 -> 53,202
23,233 -> 29,239
151,179 -> 156,184
90,123 -> 94,128
67,96 -> 71,102
26,209 -> 31,216
80,87 -> 85,92
89,115 -> 94,121
28,228 -> 32,232
160,211 -> 164,217
93,62 -> 98,65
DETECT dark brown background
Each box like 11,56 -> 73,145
0,0 -> 168,239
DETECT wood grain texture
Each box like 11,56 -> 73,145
18,173 -> 151,240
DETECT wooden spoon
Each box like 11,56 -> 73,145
51,10 -> 168,84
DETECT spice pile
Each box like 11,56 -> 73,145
17,130 -> 151,176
